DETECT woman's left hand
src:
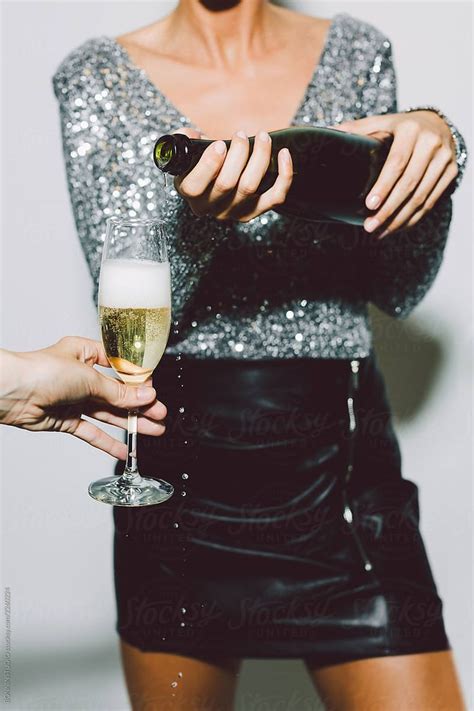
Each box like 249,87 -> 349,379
337,110 -> 458,238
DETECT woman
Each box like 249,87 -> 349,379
53,2 -> 468,709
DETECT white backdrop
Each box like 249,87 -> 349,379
1,1 -> 472,709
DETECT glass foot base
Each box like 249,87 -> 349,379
88,475 -> 174,507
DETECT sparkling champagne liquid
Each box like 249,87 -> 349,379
99,260 -> 171,384
99,305 -> 171,383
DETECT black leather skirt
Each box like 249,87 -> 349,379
112,353 -> 449,665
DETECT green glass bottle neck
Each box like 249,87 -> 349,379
153,133 -> 195,175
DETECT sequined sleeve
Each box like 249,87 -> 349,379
361,35 -> 465,318
52,40 -> 225,323
52,44 -> 115,296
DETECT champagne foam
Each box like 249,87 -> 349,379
99,259 -> 171,308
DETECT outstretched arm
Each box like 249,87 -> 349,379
0,337 -> 167,459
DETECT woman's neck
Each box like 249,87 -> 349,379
162,0 -> 283,71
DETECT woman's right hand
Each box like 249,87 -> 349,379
173,127 -> 293,223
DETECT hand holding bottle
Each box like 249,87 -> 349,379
157,126 -> 392,225
337,110 -> 459,238
171,127 -> 294,223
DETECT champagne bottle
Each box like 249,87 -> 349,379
153,127 -> 392,225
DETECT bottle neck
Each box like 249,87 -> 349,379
153,133 -> 194,175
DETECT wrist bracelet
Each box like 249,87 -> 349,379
404,105 -> 468,189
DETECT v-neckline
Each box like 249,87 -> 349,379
108,13 -> 341,134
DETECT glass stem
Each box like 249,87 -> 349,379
121,409 -> 141,484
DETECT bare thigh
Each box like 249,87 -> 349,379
305,650 -> 465,711
120,639 -> 242,711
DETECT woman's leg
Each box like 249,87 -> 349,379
305,650 -> 465,711
120,639 -> 241,711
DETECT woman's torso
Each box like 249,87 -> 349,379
53,12 -> 440,361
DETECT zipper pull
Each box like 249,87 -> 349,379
343,505 -> 353,524
347,396 -> 356,433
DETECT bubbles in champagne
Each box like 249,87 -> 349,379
99,259 -> 170,308
98,259 -> 171,383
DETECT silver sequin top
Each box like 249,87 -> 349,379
53,12 -> 467,360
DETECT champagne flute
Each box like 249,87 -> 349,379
88,216 -> 174,506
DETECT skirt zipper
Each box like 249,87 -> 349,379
343,359 -> 373,573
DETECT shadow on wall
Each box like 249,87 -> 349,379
369,305 -> 446,423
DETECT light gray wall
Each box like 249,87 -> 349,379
1,2 -> 472,709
